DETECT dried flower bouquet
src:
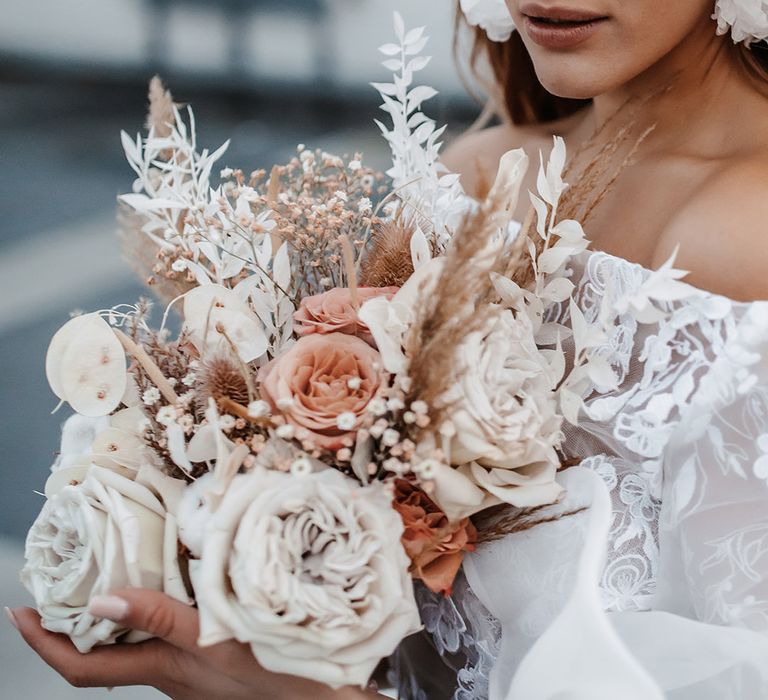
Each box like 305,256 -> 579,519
21,12 -> 681,691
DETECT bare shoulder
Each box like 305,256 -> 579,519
442,122 -> 552,198
653,155 -> 768,302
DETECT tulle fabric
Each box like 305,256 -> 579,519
466,469 -> 768,700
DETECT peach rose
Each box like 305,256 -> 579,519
392,479 -> 477,596
260,332 -> 385,450
294,287 -> 398,345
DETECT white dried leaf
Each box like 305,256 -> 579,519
538,246 -> 575,275
379,43 -> 401,56
542,277 -> 575,303
272,242 -> 291,291
404,26 -> 425,45
405,36 -> 429,55
410,226 -> 431,270
394,11 -> 405,41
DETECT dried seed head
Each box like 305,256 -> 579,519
146,75 -> 175,139
195,355 -> 251,412
359,218 -> 419,288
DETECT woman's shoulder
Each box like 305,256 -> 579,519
652,153 -> 768,302
442,119 -> 568,198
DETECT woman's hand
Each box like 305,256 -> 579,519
7,590 -> 379,699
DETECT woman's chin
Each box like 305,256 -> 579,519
535,69 -> 614,102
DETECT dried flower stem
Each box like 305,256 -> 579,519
216,397 -> 271,428
340,234 -> 359,308
114,329 -> 179,404
266,164 -> 283,254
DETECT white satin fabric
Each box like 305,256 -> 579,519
392,250 -> 768,699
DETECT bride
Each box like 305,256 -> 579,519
8,1 -> 768,698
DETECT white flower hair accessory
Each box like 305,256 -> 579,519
460,0 -> 515,42
460,0 -> 768,46
713,0 -> 768,44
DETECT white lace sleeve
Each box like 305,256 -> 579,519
470,303 -> 768,700
657,302 -> 768,630
392,255 -> 768,700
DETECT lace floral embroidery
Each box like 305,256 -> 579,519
393,252 -> 768,697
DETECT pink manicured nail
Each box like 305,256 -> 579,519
4,607 -> 19,629
88,595 -> 129,621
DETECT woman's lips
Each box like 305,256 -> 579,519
522,12 -> 609,49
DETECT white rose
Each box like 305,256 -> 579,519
430,310 -> 564,520
21,465 -> 187,652
186,466 -> 420,688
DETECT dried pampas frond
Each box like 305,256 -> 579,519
473,502 -> 587,544
196,355 -> 252,414
117,203 -> 195,304
146,75 -> 175,139
471,156 -> 494,202
359,219 -> 419,288
504,99 -> 655,291
405,204 -> 504,424
474,458 -> 586,542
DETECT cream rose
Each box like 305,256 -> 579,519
21,465 -> 186,652
429,310 -> 565,520
294,286 -> 398,345
259,332 -> 385,450
186,466 -> 420,688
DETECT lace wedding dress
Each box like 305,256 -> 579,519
390,248 -> 768,699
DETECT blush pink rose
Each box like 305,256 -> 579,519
259,333 -> 385,450
294,287 -> 399,346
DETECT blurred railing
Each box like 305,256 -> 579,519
144,0 -> 333,80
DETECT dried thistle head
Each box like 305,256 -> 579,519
359,218 -> 419,288
146,75 -> 175,139
196,355 -> 251,413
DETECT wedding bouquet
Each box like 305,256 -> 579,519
20,13 -> 624,690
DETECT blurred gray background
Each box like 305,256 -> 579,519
0,0 -> 477,696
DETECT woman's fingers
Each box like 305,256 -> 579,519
89,589 -> 256,674
12,606 -> 176,689
89,589 -> 200,653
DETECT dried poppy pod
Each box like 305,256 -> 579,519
90,426 -> 150,474
182,284 -> 267,363
46,313 -> 128,417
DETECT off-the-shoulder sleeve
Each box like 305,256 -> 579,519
465,303 -> 768,700
656,303 -> 768,631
